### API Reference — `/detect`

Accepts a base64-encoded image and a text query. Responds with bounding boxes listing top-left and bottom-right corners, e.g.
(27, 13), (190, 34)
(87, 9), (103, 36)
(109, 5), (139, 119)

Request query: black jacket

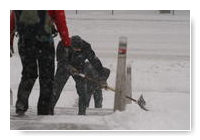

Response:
(84, 62), (110, 84)
(56, 39), (106, 78)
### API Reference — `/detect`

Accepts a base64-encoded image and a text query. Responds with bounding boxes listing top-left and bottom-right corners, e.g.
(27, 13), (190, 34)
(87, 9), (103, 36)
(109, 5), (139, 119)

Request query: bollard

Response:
(125, 65), (132, 104)
(114, 37), (128, 111)
(10, 88), (13, 106)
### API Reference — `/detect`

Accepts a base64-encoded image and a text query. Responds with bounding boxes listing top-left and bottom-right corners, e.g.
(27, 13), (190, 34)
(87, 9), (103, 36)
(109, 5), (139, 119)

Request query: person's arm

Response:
(87, 50), (108, 89)
(56, 41), (77, 75)
(85, 43), (105, 77)
(10, 11), (15, 48)
(84, 42), (109, 88)
(48, 10), (71, 47)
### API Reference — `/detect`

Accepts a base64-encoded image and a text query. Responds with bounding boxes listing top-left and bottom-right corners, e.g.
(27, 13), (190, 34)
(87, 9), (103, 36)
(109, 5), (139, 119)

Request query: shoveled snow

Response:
(10, 10), (190, 130)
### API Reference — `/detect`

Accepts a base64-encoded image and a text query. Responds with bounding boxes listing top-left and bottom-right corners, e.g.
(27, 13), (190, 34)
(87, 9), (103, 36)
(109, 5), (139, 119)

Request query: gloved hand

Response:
(99, 80), (108, 89)
(56, 41), (70, 61)
(69, 66), (79, 76)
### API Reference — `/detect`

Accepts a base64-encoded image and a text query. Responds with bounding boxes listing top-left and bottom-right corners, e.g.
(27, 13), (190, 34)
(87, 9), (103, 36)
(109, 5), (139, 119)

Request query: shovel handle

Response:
(124, 95), (137, 102)
(106, 86), (116, 92)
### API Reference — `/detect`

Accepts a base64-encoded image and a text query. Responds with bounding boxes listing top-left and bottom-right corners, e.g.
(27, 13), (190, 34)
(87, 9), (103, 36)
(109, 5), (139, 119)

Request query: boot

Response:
(78, 106), (86, 115)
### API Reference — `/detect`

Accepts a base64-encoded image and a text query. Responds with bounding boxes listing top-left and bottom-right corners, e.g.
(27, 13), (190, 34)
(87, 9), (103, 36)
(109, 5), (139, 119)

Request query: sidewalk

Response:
(10, 106), (113, 130)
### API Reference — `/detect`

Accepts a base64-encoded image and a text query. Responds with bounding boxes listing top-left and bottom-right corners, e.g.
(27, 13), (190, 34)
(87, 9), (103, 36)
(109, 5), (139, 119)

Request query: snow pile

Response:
(103, 92), (190, 130)
(11, 91), (190, 130)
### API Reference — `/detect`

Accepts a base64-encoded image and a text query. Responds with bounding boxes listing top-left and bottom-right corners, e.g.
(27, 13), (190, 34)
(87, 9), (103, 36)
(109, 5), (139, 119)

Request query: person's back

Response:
(56, 39), (94, 71)
(14, 10), (53, 42)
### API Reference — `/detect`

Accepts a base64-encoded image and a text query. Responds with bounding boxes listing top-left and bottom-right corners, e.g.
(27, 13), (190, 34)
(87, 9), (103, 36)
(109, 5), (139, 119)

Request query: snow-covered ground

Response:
(10, 10), (190, 130)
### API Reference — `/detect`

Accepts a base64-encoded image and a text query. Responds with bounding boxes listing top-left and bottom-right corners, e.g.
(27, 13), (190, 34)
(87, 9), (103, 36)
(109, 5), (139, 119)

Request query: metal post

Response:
(114, 37), (128, 112)
(172, 10), (175, 15)
(125, 65), (132, 104)
(76, 10), (78, 14)
(10, 88), (13, 106)
(112, 10), (114, 15)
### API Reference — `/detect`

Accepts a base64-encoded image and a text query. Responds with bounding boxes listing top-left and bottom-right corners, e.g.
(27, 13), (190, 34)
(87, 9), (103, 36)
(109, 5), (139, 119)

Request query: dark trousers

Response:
(16, 38), (55, 115)
(85, 83), (103, 108)
(51, 60), (87, 115)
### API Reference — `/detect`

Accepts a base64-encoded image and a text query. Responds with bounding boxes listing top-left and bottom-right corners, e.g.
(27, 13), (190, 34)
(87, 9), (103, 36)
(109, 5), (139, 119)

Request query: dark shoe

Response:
(37, 110), (48, 115)
(95, 105), (102, 108)
(48, 110), (54, 115)
(78, 111), (86, 115)
(16, 110), (25, 116)
(37, 111), (54, 115)
(95, 102), (102, 108)
(38, 107), (53, 115)
(78, 107), (86, 115)
(48, 107), (54, 115)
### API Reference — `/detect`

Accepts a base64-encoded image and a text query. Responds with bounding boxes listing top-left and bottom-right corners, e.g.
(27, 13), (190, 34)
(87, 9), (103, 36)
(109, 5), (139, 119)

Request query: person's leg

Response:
(85, 81), (93, 108)
(16, 39), (38, 115)
(73, 75), (87, 115)
(37, 41), (55, 115)
(50, 42), (71, 109)
(51, 60), (70, 109)
(94, 88), (103, 108)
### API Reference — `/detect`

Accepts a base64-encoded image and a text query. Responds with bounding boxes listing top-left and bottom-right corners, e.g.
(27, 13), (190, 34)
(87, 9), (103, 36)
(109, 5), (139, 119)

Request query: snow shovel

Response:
(105, 86), (148, 111)
(78, 73), (148, 111)
(124, 94), (148, 111)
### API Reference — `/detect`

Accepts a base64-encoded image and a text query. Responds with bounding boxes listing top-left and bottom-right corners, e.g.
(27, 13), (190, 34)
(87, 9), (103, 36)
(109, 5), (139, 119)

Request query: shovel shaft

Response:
(106, 86), (116, 92)
(124, 95), (137, 102)
(78, 73), (116, 92)
(77, 73), (148, 111)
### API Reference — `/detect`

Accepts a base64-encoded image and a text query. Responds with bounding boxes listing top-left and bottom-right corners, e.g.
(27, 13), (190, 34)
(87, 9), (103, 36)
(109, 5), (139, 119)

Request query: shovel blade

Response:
(137, 95), (148, 111)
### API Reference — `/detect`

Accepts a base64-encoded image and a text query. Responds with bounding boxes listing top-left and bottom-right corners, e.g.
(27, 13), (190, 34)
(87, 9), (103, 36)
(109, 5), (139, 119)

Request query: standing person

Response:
(51, 35), (108, 115)
(10, 10), (71, 116)
(83, 62), (110, 108)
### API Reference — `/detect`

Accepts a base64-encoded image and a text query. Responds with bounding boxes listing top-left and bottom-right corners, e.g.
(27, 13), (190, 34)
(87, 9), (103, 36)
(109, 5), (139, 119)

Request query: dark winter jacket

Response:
(56, 39), (106, 78)
(84, 62), (110, 87)
(10, 10), (71, 47)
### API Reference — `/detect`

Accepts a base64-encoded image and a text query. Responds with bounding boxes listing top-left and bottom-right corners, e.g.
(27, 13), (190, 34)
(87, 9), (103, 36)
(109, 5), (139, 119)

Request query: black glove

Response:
(56, 41), (70, 61)
(99, 80), (108, 89)
(69, 66), (79, 76)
